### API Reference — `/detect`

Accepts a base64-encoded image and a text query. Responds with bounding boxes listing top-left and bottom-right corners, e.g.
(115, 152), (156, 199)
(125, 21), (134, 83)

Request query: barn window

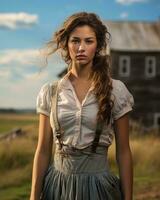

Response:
(145, 56), (156, 78)
(119, 56), (130, 77)
(154, 113), (160, 128)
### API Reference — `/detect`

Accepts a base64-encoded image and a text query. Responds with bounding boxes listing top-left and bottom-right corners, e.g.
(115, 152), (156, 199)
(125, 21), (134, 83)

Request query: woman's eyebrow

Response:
(71, 36), (95, 39)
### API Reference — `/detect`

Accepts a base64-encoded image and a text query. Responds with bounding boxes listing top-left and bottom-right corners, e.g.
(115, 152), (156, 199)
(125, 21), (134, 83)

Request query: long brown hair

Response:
(44, 12), (114, 151)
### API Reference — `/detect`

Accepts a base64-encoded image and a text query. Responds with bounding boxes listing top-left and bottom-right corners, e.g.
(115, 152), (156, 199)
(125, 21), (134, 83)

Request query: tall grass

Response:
(0, 124), (38, 189)
(108, 135), (160, 176)
(131, 135), (160, 175)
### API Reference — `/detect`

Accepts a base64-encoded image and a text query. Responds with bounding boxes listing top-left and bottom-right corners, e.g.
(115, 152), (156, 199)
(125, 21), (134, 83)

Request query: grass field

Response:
(0, 113), (160, 200)
(0, 114), (38, 133)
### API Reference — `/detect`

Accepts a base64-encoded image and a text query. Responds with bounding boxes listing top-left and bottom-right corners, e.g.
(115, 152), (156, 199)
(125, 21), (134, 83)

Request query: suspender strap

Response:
(91, 119), (104, 153)
(51, 80), (63, 150)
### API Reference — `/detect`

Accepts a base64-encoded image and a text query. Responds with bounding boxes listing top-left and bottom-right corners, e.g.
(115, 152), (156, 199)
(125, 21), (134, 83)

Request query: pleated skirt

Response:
(41, 145), (123, 200)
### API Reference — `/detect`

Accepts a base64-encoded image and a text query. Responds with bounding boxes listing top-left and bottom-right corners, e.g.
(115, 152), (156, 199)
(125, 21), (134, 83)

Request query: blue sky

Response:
(0, 0), (159, 109)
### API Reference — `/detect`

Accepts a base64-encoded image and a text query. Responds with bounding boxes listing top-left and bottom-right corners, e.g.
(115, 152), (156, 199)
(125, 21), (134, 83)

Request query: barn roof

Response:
(103, 20), (160, 52)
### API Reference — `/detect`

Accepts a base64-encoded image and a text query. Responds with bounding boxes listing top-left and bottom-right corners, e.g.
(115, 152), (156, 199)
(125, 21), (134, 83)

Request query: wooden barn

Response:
(58, 20), (160, 130)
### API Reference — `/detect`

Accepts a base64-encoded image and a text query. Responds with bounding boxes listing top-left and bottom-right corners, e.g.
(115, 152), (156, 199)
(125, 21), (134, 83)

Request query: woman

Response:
(30, 12), (134, 200)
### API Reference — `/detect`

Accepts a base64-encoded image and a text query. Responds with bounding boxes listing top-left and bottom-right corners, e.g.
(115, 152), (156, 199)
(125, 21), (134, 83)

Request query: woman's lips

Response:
(76, 55), (87, 59)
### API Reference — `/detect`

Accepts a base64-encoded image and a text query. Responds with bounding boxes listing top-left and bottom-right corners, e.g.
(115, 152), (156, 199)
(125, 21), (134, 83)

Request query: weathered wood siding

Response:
(111, 50), (160, 127)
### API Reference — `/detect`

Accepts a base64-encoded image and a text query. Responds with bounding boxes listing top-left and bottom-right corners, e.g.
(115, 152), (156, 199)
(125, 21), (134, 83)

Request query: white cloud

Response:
(0, 69), (10, 78)
(120, 12), (129, 18)
(0, 49), (40, 65)
(0, 12), (38, 30)
(116, 0), (148, 5)
(24, 71), (48, 81)
(0, 48), (65, 108)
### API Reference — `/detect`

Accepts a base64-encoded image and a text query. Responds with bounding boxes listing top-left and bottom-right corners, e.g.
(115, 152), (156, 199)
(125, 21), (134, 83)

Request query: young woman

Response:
(30, 12), (134, 200)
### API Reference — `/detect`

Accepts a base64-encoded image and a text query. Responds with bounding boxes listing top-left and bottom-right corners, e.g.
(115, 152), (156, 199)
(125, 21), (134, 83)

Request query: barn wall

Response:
(111, 50), (160, 128)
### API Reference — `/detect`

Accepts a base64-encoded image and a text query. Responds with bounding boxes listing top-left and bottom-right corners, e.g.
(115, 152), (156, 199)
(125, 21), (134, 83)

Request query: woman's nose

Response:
(78, 42), (85, 52)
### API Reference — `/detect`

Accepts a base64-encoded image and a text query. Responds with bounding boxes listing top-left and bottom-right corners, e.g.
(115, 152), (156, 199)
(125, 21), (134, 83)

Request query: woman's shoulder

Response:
(111, 78), (127, 93)
(36, 80), (58, 116)
(39, 80), (59, 95)
(111, 78), (134, 104)
(38, 82), (51, 97)
(110, 78), (134, 120)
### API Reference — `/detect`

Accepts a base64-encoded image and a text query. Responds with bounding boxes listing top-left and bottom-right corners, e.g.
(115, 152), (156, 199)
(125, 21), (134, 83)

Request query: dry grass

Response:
(0, 113), (38, 121)
(108, 134), (160, 176)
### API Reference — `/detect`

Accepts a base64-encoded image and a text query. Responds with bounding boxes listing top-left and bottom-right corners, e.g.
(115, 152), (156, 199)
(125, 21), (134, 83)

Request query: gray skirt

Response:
(41, 145), (123, 200)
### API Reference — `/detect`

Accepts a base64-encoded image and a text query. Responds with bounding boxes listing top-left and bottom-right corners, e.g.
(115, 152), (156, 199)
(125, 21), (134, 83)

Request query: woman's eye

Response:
(70, 40), (94, 44)
(86, 40), (93, 44)
(71, 40), (79, 43)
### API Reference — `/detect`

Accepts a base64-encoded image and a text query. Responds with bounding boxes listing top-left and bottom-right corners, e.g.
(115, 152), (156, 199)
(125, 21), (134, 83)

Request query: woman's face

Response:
(68, 25), (97, 67)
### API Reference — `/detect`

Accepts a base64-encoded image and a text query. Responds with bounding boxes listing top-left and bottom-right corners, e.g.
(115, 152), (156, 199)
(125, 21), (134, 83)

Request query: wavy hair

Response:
(44, 12), (114, 152)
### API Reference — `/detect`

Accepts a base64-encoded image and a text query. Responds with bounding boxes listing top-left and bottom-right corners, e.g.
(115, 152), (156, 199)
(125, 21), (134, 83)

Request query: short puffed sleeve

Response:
(36, 83), (52, 117)
(111, 79), (134, 121)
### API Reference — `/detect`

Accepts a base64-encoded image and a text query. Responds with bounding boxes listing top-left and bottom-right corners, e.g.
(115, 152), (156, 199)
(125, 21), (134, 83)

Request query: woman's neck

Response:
(70, 62), (93, 81)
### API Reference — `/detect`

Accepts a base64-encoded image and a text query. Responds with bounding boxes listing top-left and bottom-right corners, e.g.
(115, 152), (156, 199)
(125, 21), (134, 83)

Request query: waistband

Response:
(55, 144), (108, 156)
(53, 144), (109, 174)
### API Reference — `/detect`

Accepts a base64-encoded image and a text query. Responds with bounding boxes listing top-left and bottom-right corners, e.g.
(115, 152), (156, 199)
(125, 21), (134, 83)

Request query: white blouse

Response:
(36, 74), (134, 149)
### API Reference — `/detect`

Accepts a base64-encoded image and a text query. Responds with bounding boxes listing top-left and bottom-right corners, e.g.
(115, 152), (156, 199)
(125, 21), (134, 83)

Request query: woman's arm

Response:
(30, 114), (53, 200)
(114, 113), (133, 200)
